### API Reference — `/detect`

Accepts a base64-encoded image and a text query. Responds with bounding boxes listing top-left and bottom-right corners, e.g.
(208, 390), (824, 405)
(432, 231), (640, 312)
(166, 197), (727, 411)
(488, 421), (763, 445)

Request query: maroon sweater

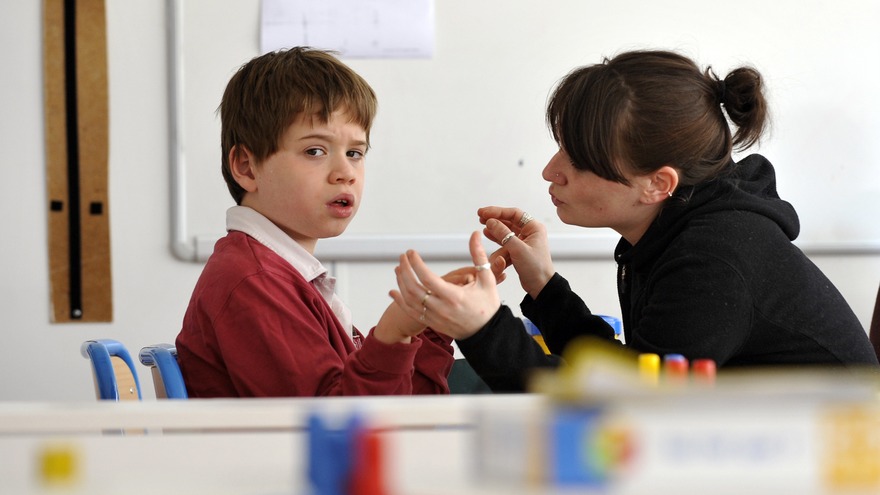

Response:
(176, 231), (454, 397)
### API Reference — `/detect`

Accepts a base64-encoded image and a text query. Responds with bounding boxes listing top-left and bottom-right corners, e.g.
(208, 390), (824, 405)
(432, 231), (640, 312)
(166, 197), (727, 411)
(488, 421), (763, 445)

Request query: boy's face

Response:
(235, 109), (367, 253)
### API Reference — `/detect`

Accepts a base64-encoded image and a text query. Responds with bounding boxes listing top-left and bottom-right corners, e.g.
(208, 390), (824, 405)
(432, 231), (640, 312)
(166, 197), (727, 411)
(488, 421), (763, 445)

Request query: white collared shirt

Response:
(225, 206), (354, 341)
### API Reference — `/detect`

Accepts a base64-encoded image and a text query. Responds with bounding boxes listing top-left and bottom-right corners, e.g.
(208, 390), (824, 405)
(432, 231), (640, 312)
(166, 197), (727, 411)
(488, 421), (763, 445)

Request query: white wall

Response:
(179, 0), (880, 249)
(1, 1), (878, 402)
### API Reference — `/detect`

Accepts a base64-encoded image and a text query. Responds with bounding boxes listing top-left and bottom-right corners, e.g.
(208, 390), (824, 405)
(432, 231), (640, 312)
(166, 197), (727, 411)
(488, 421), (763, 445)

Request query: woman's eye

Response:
(305, 148), (326, 157)
(347, 150), (365, 159)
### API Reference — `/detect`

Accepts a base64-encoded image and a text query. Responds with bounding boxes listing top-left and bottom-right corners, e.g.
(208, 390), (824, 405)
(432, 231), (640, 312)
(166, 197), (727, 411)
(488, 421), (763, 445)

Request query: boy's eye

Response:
(306, 148), (326, 156)
(347, 150), (365, 159)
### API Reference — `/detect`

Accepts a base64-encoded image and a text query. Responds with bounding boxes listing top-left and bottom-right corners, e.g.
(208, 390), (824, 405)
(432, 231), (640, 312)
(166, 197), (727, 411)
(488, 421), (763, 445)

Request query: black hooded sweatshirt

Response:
(457, 154), (878, 392)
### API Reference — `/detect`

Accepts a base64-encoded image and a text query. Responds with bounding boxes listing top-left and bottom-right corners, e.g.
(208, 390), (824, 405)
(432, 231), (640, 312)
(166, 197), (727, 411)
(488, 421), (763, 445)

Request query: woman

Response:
(391, 50), (878, 392)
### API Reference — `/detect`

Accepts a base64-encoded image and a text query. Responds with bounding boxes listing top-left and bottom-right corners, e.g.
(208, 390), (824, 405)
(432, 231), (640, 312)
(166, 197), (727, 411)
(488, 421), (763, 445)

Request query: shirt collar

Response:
(226, 206), (325, 282)
(225, 206), (354, 339)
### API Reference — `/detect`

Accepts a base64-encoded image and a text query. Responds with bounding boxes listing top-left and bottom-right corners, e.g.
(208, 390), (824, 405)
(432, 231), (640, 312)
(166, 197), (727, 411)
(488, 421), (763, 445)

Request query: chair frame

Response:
(81, 339), (142, 401)
(869, 284), (880, 362)
(139, 344), (188, 399)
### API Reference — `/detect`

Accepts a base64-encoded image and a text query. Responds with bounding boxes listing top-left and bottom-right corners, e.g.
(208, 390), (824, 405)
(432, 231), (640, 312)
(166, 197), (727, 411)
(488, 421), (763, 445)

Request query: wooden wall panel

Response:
(43, 0), (111, 322)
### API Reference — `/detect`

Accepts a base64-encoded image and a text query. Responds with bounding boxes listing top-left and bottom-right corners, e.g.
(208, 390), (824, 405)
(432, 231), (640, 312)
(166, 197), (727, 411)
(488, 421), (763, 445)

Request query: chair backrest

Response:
(138, 344), (188, 399)
(80, 339), (141, 401)
(448, 359), (492, 394)
(870, 284), (880, 361)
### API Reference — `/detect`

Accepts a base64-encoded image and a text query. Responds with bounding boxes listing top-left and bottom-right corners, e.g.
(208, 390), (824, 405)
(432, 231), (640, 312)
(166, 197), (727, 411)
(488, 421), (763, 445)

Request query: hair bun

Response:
(716, 79), (727, 105)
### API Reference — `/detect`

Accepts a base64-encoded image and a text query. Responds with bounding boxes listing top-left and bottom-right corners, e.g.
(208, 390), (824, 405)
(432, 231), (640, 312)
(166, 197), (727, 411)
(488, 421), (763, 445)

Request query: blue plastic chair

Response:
(596, 314), (624, 342)
(138, 344), (188, 399)
(80, 339), (142, 401)
(869, 284), (880, 362)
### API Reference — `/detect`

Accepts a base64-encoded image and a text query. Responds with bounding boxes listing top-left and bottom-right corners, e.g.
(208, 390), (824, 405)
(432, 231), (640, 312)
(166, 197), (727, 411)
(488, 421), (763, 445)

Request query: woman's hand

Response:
(373, 267), (479, 345)
(390, 231), (501, 340)
(478, 206), (555, 299)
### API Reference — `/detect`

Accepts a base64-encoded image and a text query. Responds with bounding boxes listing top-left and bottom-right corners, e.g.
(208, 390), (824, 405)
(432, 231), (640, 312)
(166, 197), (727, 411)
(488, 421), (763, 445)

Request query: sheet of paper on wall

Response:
(260, 0), (434, 58)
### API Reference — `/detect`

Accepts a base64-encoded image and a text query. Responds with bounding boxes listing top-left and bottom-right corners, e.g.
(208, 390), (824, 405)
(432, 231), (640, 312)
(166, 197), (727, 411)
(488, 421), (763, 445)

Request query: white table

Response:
(0, 395), (542, 495)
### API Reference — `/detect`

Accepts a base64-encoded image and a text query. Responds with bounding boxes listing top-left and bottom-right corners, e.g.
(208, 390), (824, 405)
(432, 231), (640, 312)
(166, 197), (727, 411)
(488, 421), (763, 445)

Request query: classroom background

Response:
(2, 0), (879, 402)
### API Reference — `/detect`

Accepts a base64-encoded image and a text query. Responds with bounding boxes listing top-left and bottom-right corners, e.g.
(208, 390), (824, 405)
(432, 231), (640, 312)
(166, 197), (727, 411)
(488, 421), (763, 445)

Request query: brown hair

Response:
(546, 49), (767, 185)
(219, 47), (378, 204)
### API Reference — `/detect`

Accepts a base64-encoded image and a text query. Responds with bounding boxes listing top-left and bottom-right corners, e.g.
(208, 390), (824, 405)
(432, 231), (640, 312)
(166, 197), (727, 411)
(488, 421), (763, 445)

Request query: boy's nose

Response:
(330, 156), (357, 184)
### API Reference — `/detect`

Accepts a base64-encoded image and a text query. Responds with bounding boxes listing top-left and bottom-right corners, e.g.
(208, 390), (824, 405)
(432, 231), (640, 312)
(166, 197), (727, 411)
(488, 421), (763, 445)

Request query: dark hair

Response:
(546, 49), (767, 185)
(219, 47), (378, 204)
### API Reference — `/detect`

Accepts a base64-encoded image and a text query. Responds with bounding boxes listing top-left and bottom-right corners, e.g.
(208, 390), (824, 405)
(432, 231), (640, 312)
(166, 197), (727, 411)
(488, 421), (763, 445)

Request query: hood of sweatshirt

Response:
(615, 154), (800, 264)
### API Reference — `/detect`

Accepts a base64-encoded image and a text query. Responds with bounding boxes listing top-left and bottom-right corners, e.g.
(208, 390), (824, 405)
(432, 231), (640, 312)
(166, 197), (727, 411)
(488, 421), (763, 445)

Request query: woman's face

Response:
(542, 148), (659, 244)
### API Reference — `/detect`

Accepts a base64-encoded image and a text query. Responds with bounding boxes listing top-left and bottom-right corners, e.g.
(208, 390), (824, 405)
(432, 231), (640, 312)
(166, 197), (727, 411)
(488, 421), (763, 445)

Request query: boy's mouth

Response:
(330, 194), (354, 207)
(329, 194), (354, 208)
(328, 194), (356, 218)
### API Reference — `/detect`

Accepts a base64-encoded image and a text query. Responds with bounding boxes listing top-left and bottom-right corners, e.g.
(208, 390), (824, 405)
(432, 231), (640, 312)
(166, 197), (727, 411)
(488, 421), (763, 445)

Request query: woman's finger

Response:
(388, 289), (420, 320)
(477, 206), (523, 227)
(395, 254), (431, 311)
(491, 256), (507, 284)
(405, 250), (453, 302)
(485, 218), (519, 249)
(468, 231), (495, 285)
(483, 219), (507, 245)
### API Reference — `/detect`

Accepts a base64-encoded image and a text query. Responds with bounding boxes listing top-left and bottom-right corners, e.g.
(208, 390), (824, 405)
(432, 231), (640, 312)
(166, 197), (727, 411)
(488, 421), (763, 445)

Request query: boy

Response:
(176, 47), (454, 397)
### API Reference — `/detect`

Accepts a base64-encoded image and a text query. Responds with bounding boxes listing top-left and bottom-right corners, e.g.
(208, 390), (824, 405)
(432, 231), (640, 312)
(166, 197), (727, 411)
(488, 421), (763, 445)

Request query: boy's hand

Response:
(372, 302), (422, 344)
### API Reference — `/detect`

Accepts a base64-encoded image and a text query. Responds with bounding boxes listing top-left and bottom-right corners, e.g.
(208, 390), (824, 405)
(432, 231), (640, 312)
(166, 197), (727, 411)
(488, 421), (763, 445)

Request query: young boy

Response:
(175, 47), (454, 397)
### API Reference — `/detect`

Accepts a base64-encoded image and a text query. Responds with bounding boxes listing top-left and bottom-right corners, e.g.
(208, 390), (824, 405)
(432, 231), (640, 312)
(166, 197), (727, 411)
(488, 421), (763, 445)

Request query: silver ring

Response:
(420, 291), (432, 305)
(474, 262), (491, 271)
(501, 232), (516, 246)
(519, 212), (534, 227)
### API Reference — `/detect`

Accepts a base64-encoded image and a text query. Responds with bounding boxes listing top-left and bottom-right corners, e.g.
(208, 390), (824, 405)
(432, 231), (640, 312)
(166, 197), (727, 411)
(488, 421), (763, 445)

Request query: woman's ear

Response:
(229, 145), (258, 193)
(642, 165), (679, 204)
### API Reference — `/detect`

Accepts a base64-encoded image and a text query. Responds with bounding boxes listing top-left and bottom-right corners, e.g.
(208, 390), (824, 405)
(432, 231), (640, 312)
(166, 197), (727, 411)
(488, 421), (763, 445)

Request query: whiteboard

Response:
(175, 0), (880, 260)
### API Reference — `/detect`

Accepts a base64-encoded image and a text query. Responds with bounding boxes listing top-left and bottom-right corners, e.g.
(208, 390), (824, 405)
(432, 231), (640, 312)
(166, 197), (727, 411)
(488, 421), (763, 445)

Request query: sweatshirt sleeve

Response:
(456, 305), (563, 392)
(342, 331), (423, 395)
(521, 273), (617, 355)
(411, 329), (455, 394)
(206, 271), (427, 397)
(349, 327), (453, 395)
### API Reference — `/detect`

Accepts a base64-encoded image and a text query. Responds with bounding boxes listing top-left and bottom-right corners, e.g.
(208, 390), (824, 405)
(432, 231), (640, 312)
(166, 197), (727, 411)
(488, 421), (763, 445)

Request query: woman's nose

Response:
(542, 151), (564, 183)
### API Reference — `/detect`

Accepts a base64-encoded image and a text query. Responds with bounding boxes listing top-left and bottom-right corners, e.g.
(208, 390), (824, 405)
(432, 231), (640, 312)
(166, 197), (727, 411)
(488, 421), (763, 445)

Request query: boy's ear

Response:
(229, 145), (258, 192)
(641, 165), (679, 204)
